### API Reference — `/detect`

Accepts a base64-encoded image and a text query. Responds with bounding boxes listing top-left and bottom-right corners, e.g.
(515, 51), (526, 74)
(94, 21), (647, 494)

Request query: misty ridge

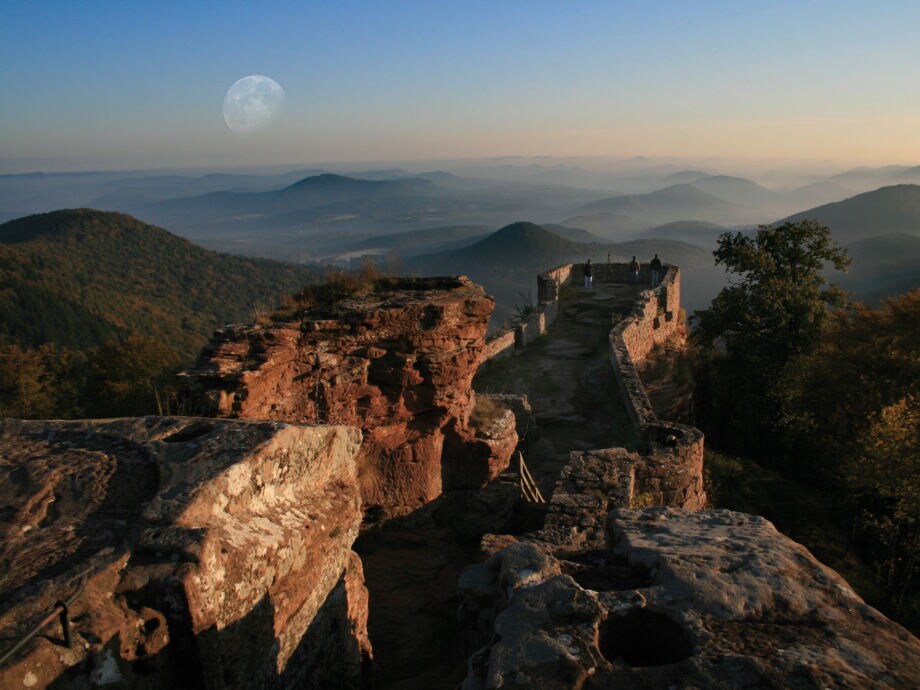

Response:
(2, 156), (919, 319)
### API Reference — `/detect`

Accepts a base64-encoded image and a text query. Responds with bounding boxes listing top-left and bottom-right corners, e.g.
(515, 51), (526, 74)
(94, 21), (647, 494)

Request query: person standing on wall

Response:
(628, 256), (639, 285)
(584, 259), (593, 289)
(650, 254), (662, 285)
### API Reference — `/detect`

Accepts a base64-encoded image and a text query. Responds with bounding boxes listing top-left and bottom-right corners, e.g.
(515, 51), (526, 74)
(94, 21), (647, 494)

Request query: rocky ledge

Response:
(459, 508), (920, 689)
(0, 417), (369, 689)
(183, 276), (517, 516)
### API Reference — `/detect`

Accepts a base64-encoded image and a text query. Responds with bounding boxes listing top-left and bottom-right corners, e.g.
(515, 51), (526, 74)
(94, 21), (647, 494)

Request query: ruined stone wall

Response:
(481, 263), (573, 362)
(480, 329), (515, 360)
(0, 418), (371, 690)
(607, 267), (705, 510)
(482, 262), (704, 511)
(614, 266), (681, 364)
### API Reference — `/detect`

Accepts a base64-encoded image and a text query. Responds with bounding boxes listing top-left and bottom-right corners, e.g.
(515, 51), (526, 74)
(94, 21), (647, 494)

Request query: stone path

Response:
(474, 280), (643, 497)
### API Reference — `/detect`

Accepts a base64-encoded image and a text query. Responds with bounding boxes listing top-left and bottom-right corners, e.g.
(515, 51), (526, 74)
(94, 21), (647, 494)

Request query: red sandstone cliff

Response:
(0, 417), (370, 689)
(182, 276), (517, 516)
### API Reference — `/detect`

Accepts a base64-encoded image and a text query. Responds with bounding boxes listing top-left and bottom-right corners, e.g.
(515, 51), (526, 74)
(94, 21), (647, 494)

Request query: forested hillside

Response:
(0, 209), (320, 358)
(0, 209), (320, 417)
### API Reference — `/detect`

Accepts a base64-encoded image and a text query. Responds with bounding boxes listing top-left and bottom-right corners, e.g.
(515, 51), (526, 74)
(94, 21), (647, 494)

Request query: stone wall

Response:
(0, 417), (371, 690)
(480, 263), (573, 361)
(613, 266), (680, 365)
(605, 266), (705, 510)
(482, 262), (705, 511)
(480, 329), (515, 361)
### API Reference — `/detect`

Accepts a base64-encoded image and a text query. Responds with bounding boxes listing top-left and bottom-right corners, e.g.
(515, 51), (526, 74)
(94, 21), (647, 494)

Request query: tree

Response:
(777, 290), (920, 473)
(692, 220), (850, 457)
(777, 290), (920, 620)
(83, 337), (182, 417)
(0, 343), (86, 418)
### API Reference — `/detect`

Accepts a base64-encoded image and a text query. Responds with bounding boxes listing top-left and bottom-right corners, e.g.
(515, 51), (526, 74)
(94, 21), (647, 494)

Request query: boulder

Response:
(458, 508), (920, 689)
(0, 417), (369, 689)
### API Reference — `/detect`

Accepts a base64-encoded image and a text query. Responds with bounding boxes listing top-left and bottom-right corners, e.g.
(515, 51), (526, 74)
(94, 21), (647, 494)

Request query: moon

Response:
(222, 75), (285, 134)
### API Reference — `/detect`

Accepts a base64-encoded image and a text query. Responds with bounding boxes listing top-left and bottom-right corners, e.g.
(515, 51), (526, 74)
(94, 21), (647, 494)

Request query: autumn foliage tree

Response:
(778, 290), (920, 618)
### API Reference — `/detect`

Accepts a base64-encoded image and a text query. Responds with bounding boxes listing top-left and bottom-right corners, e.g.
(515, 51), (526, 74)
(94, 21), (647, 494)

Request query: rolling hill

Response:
(690, 175), (776, 207)
(639, 220), (729, 247)
(839, 233), (920, 303)
(783, 184), (920, 243)
(346, 224), (492, 258)
(557, 212), (650, 241)
(141, 173), (443, 226)
(0, 209), (320, 359)
(580, 184), (740, 225)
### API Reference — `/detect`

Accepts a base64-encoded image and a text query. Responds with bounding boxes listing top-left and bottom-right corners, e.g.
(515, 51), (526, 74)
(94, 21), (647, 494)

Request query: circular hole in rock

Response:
(599, 609), (693, 667)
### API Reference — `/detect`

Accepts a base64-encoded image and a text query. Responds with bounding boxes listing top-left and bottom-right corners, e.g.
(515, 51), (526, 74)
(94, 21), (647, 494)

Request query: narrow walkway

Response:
(474, 280), (642, 497)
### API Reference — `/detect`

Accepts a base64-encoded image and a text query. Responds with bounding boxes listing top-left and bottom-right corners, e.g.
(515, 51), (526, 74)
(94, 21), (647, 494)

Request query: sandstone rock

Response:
(459, 508), (920, 689)
(0, 417), (370, 689)
(183, 276), (515, 516)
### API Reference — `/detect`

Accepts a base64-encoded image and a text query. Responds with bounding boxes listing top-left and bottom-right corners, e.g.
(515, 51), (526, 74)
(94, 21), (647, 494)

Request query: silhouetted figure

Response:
(584, 259), (593, 289)
(628, 256), (639, 285)
(650, 254), (662, 285)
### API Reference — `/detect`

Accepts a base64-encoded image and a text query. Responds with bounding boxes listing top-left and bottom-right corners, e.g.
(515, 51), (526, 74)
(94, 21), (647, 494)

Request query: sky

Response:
(3, 1), (920, 172)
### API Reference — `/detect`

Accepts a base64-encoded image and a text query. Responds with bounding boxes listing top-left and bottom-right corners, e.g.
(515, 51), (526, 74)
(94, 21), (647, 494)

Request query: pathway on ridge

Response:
(474, 279), (642, 497)
(357, 280), (646, 689)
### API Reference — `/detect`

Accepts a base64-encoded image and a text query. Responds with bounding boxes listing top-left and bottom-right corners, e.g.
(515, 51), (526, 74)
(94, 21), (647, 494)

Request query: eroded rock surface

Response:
(0, 417), (369, 689)
(184, 276), (515, 516)
(459, 508), (920, 689)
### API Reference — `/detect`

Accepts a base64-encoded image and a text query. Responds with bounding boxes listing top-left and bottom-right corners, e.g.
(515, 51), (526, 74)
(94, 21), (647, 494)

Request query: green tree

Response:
(855, 395), (920, 613)
(83, 337), (182, 417)
(692, 220), (850, 458)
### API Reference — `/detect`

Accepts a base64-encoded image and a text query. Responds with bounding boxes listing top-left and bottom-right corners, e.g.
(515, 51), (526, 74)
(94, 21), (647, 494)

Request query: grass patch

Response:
(470, 395), (507, 430)
(268, 260), (403, 322)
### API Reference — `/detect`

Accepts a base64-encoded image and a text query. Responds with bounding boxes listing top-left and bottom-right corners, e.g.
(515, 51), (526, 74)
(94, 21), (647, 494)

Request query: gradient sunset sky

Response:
(3, 1), (920, 172)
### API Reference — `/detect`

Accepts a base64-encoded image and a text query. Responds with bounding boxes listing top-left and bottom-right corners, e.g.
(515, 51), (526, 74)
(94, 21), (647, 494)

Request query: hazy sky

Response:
(3, 1), (920, 172)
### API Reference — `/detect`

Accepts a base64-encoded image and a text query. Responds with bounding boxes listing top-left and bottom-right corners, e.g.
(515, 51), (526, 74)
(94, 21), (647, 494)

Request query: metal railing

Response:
(0, 576), (86, 668)
(518, 452), (546, 504)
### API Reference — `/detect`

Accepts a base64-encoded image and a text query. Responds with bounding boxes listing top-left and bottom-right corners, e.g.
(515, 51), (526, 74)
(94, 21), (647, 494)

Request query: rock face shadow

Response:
(560, 551), (653, 591)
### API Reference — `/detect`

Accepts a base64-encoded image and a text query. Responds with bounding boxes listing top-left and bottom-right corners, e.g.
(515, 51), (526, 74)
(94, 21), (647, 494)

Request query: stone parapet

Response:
(482, 262), (705, 511)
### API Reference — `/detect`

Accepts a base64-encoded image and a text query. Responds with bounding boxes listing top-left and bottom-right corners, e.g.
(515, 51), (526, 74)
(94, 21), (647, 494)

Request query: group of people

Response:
(582, 254), (663, 289)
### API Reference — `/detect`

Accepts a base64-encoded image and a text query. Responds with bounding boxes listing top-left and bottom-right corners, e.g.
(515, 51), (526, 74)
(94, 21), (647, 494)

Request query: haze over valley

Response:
(3, 157), (919, 320)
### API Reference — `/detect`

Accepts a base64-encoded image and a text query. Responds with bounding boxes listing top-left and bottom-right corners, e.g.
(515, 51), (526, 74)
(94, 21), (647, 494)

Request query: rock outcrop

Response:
(0, 417), (370, 689)
(183, 276), (516, 516)
(459, 508), (920, 689)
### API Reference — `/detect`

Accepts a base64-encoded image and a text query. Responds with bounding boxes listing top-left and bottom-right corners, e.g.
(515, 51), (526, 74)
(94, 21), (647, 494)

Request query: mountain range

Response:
(1, 162), (918, 319)
(783, 184), (920, 243)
